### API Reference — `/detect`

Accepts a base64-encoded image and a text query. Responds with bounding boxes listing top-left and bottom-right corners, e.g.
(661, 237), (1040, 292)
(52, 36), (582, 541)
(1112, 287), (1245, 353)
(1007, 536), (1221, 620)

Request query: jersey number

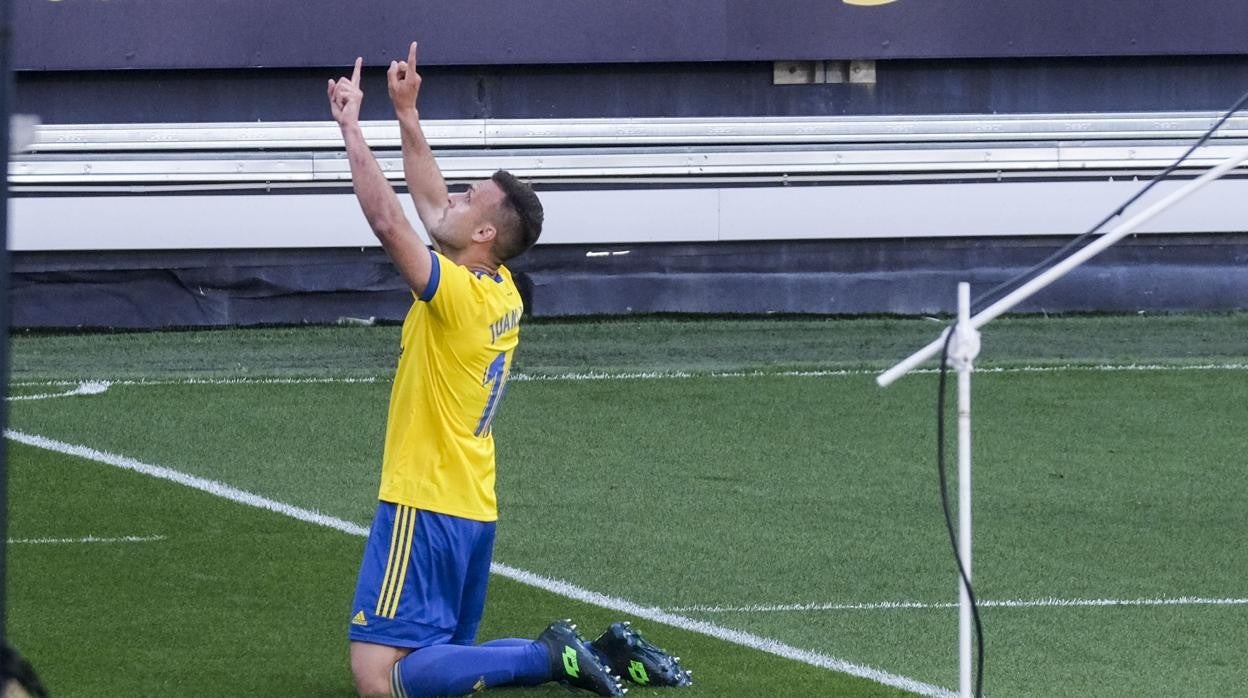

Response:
(475, 351), (509, 437)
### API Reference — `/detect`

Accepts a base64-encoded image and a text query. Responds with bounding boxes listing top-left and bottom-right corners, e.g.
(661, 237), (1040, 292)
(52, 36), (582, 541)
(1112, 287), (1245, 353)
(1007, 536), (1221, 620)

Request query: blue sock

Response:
(392, 640), (551, 697)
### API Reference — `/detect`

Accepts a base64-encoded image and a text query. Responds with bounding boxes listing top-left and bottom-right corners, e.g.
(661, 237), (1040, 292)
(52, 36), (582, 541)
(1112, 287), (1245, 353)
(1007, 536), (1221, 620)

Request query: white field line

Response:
(672, 596), (1248, 614)
(5, 430), (370, 538)
(491, 563), (952, 698)
(5, 429), (953, 698)
(8, 534), (166, 545)
(517, 363), (1248, 381)
(8, 380), (112, 401)
(10, 361), (1248, 390)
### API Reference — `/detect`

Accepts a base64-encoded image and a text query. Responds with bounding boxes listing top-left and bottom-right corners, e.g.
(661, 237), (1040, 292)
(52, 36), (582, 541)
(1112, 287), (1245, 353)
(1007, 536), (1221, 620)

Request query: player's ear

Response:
(473, 223), (498, 244)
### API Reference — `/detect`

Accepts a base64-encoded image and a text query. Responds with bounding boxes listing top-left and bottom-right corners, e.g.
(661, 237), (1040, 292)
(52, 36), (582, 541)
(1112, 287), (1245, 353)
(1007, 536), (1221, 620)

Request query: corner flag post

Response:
(878, 147), (1248, 698)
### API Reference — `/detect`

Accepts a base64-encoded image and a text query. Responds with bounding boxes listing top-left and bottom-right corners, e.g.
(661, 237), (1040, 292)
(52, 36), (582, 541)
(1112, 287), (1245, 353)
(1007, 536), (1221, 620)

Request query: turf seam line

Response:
(5, 428), (954, 698)
(12, 377), (383, 387)
(11, 361), (1248, 388)
(672, 596), (1248, 613)
(7, 534), (167, 545)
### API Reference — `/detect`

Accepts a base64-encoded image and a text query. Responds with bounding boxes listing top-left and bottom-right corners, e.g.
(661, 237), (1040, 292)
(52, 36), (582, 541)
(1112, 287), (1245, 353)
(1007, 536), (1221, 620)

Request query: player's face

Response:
(431, 180), (505, 250)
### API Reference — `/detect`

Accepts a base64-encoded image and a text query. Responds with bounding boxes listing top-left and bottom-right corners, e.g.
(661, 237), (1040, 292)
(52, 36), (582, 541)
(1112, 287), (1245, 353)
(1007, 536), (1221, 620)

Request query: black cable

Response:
(971, 86), (1248, 315)
(937, 326), (984, 697)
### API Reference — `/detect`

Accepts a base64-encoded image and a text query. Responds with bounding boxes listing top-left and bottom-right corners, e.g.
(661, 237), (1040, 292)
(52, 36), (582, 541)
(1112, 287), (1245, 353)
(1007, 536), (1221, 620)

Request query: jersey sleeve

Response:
(419, 249), (500, 326)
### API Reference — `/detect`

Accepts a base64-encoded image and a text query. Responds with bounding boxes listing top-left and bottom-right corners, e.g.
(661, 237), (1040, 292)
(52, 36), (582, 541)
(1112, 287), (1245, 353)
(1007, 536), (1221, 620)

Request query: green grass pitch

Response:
(6, 314), (1248, 696)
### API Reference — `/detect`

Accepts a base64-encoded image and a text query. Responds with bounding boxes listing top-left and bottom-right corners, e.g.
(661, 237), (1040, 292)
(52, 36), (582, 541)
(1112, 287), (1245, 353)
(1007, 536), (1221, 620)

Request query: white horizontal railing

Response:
(12, 143), (1248, 186)
(11, 113), (1248, 188)
(24, 113), (1248, 151)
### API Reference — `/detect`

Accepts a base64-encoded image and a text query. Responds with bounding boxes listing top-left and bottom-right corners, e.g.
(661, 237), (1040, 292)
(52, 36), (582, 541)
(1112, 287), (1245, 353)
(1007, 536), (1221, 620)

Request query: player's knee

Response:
(350, 644), (404, 698)
(351, 664), (393, 698)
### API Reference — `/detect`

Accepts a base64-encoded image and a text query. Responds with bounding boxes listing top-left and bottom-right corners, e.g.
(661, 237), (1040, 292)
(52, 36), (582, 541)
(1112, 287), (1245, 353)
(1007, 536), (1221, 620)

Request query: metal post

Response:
(0, 0), (15, 646)
(952, 282), (978, 697)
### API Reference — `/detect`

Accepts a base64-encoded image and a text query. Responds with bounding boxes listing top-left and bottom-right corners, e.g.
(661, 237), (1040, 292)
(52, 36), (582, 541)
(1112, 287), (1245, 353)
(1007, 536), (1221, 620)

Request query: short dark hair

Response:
(490, 170), (544, 261)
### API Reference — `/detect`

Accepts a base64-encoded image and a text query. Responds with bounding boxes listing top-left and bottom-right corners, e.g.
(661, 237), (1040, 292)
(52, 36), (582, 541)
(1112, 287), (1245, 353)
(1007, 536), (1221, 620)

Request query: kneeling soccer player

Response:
(328, 45), (691, 697)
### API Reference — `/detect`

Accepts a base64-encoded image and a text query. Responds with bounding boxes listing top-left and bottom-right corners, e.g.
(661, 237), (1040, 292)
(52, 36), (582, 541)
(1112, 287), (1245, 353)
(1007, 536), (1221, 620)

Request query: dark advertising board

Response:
(15, 0), (1248, 71)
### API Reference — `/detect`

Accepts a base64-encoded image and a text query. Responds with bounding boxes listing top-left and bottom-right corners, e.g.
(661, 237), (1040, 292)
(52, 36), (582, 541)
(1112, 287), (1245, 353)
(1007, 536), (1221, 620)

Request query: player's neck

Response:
(444, 246), (500, 277)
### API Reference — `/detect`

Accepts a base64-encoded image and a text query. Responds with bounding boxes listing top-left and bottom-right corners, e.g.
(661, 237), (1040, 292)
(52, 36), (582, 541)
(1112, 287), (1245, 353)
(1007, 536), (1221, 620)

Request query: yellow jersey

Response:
(377, 250), (523, 522)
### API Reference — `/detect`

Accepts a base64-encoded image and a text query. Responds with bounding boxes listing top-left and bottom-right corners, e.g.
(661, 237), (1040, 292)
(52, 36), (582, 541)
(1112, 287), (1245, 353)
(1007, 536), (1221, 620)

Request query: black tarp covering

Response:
(11, 236), (1248, 329)
(11, 249), (413, 328)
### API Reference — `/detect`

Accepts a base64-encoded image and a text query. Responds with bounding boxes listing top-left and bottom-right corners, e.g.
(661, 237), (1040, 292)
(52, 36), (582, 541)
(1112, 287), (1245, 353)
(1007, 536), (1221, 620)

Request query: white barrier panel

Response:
(10, 179), (1247, 251)
(717, 179), (1248, 240)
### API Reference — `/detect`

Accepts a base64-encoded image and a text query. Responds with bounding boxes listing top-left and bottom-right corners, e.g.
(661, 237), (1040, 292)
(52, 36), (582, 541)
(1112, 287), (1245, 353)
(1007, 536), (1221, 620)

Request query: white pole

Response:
(956, 282), (975, 698)
(877, 146), (1248, 388)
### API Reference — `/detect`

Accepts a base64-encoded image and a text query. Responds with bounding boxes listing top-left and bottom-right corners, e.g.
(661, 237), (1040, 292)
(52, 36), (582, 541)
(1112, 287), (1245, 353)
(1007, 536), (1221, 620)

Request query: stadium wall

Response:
(10, 1), (1248, 327)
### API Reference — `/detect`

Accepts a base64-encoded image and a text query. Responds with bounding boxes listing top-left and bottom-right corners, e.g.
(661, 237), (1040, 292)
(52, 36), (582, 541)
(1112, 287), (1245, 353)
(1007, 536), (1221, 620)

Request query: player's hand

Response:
(387, 41), (422, 114)
(328, 57), (364, 127)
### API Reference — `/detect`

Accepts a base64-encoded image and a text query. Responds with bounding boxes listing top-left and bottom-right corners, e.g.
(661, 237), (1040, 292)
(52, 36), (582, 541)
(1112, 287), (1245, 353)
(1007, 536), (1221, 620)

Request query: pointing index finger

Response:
(408, 42), (418, 68)
(351, 57), (363, 86)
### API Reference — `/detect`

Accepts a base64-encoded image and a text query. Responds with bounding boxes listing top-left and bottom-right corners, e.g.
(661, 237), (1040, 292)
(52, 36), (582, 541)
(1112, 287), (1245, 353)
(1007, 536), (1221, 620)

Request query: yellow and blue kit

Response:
(350, 249), (522, 648)
(381, 248), (521, 522)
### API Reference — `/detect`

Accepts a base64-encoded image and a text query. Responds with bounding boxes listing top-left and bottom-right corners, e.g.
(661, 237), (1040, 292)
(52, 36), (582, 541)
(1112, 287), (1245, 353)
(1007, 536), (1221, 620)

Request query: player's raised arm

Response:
(387, 41), (451, 239)
(329, 58), (433, 296)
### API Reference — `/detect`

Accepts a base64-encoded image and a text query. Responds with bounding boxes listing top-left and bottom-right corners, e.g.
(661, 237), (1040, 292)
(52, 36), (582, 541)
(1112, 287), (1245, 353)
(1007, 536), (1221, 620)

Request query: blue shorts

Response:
(348, 502), (497, 649)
